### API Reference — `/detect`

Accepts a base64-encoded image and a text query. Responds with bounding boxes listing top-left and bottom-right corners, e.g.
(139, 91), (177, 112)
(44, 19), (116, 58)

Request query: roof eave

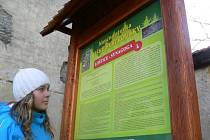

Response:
(40, 0), (91, 36)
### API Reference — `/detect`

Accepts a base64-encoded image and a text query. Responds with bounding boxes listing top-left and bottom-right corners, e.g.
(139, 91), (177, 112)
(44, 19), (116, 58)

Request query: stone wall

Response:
(0, 0), (69, 139)
(195, 66), (210, 140)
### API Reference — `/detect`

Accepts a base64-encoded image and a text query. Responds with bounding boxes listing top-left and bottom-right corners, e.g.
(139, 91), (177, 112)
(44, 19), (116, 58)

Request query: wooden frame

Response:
(60, 0), (202, 140)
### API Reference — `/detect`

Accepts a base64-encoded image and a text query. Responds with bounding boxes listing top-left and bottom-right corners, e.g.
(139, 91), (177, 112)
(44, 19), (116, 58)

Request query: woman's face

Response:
(32, 84), (50, 111)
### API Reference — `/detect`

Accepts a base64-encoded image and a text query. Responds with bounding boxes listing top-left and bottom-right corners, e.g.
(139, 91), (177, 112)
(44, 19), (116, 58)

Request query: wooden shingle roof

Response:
(40, 0), (124, 36)
(40, 0), (91, 36)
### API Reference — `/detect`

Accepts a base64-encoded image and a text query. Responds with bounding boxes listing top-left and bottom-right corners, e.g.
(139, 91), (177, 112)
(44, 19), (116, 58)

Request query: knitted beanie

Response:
(13, 68), (50, 101)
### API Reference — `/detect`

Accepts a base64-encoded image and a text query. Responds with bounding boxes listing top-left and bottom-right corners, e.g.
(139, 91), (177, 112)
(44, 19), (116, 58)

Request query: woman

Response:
(0, 68), (54, 140)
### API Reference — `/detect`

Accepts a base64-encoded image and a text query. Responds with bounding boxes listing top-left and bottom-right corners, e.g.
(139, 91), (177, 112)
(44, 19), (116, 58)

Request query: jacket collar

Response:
(33, 112), (46, 125)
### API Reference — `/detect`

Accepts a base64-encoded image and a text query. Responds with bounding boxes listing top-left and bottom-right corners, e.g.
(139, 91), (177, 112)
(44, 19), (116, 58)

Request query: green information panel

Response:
(75, 1), (171, 140)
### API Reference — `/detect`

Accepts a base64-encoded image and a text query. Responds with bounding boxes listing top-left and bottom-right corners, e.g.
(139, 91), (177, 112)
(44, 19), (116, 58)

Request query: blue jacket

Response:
(0, 104), (52, 140)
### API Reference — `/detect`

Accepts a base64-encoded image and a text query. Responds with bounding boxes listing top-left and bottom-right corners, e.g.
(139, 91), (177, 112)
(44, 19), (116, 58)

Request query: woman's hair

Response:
(10, 93), (54, 140)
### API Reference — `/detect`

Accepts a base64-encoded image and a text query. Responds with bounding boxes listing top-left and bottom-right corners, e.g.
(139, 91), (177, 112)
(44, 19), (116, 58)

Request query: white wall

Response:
(185, 0), (210, 52)
(0, 0), (69, 139)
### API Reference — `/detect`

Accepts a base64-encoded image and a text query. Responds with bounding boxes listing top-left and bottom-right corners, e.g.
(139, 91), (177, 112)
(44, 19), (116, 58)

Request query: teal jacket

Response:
(0, 104), (52, 140)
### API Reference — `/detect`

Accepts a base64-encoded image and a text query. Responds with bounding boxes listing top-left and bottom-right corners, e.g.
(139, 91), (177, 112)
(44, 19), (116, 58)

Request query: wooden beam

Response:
(40, 0), (91, 36)
(56, 26), (72, 35)
(60, 27), (80, 140)
(160, 0), (202, 139)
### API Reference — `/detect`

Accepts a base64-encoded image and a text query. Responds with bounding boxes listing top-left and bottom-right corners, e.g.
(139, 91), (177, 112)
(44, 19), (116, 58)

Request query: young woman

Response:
(0, 68), (54, 140)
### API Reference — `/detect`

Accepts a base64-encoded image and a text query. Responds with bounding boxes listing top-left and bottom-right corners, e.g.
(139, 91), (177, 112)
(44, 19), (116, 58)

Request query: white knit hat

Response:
(13, 68), (50, 101)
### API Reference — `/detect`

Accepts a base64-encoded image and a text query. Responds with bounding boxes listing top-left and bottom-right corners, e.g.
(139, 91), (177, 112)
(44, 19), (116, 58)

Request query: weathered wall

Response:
(184, 0), (210, 52)
(0, 0), (69, 140)
(195, 66), (210, 140)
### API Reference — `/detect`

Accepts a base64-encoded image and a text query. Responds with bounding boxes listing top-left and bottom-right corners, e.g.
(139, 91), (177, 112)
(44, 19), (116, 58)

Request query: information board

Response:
(75, 1), (171, 139)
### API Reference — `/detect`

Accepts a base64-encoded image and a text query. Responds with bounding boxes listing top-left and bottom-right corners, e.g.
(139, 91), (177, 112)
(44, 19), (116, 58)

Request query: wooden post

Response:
(60, 27), (80, 140)
(160, 0), (202, 139)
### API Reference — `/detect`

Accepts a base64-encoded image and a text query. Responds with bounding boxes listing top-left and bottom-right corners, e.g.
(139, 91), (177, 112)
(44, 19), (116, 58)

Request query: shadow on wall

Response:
(0, 5), (13, 47)
(60, 61), (68, 83)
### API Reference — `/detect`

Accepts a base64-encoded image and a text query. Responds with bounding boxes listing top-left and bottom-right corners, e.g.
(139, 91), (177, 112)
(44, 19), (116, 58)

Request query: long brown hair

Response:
(10, 93), (54, 140)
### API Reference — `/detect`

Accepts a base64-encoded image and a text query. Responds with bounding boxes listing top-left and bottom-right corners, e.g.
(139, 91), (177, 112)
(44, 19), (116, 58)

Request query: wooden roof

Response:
(40, 0), (124, 36)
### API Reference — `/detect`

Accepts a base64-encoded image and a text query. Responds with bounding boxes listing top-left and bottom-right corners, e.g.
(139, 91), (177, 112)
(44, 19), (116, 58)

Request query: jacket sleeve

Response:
(0, 117), (24, 140)
(0, 117), (11, 139)
(0, 105), (24, 140)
